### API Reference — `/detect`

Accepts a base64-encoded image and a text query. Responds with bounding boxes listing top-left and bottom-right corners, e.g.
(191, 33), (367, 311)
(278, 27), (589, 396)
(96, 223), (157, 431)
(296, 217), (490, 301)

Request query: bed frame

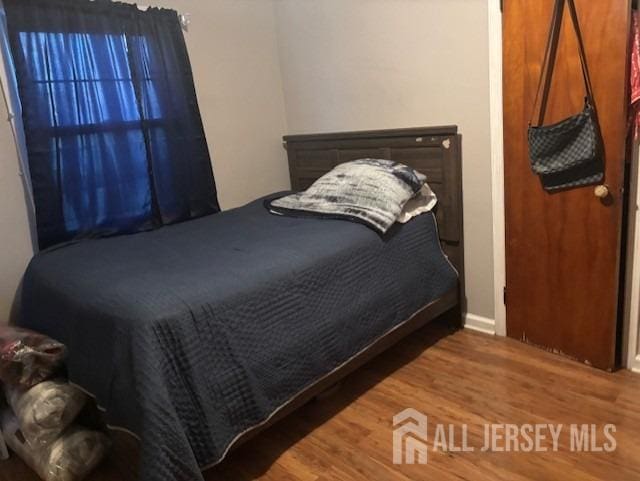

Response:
(227, 126), (464, 454)
(284, 126), (464, 283)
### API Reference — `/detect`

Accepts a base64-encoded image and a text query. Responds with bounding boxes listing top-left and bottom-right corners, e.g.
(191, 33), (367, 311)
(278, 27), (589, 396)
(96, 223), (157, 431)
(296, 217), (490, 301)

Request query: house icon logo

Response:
(393, 408), (428, 464)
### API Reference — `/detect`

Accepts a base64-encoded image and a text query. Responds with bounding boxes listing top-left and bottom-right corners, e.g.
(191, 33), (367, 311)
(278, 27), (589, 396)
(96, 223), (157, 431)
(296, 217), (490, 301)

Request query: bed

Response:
(19, 126), (464, 481)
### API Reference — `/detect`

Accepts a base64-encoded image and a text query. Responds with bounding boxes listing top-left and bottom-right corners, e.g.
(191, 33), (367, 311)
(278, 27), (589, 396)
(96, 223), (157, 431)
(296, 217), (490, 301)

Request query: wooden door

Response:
(503, 0), (631, 370)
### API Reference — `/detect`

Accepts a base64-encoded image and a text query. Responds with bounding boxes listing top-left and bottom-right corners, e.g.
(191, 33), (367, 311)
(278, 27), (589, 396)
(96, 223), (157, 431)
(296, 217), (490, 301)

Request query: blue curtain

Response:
(4, 0), (219, 249)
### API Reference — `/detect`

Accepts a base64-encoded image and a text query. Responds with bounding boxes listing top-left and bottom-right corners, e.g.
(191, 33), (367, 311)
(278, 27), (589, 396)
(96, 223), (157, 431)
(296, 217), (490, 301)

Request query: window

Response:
(19, 31), (155, 232)
(4, 0), (219, 249)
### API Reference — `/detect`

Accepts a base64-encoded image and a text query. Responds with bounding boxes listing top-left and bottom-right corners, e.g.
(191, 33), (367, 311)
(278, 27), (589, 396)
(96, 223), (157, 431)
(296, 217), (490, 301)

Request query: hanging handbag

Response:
(528, 0), (604, 192)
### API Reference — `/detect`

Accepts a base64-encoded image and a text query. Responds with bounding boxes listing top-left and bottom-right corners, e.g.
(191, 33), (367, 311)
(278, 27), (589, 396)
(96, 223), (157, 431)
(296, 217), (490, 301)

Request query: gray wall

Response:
(0, 0), (495, 323)
(0, 107), (33, 322)
(274, 0), (495, 319)
(0, 0), (291, 322)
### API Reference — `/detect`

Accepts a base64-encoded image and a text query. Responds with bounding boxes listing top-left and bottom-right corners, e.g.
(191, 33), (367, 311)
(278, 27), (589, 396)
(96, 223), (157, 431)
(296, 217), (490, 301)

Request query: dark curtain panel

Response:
(4, 0), (219, 249)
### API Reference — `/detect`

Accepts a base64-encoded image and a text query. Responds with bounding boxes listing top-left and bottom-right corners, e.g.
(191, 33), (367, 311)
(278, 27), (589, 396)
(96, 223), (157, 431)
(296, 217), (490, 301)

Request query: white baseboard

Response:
(464, 313), (496, 335)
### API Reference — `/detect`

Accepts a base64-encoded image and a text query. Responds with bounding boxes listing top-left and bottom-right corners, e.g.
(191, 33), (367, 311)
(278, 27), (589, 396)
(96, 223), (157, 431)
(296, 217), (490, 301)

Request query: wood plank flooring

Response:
(2, 319), (640, 481)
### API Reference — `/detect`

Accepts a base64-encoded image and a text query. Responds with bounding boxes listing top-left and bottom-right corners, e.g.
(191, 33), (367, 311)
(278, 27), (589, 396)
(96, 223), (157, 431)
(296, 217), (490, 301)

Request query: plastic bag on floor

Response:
(1, 409), (110, 481)
(3, 380), (87, 447)
(0, 429), (7, 460)
(0, 327), (66, 388)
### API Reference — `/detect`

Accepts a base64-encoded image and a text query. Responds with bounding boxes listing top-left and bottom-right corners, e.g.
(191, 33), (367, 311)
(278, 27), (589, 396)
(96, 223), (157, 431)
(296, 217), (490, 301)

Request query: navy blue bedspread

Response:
(20, 194), (457, 481)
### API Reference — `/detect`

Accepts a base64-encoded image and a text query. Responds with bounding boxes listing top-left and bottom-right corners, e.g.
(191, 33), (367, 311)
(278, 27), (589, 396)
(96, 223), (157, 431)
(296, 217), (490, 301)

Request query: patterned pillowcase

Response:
(266, 159), (426, 233)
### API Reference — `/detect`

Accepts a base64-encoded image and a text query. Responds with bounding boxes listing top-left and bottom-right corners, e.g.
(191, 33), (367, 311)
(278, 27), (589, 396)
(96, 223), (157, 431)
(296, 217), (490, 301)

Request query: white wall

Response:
(0, 0), (291, 323)
(141, 0), (291, 209)
(0, 0), (496, 324)
(0, 115), (33, 323)
(273, 0), (495, 319)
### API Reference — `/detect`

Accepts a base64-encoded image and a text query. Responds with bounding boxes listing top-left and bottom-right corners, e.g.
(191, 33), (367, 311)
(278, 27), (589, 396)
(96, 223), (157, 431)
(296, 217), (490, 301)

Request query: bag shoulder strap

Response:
(531, 0), (565, 126)
(530, 0), (596, 126)
(566, 0), (596, 107)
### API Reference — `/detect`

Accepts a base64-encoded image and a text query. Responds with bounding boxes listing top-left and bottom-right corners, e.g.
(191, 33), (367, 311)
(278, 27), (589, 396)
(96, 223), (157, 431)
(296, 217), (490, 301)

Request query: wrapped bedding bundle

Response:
(1, 409), (110, 481)
(3, 380), (87, 447)
(0, 326), (66, 388)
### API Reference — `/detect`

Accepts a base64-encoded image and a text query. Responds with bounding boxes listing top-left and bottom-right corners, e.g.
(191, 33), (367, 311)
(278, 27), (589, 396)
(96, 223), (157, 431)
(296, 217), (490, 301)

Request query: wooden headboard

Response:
(283, 126), (464, 298)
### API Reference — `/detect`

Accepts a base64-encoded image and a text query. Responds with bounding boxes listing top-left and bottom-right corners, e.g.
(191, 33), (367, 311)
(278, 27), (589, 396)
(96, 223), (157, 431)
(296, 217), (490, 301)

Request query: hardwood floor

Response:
(3, 319), (640, 481)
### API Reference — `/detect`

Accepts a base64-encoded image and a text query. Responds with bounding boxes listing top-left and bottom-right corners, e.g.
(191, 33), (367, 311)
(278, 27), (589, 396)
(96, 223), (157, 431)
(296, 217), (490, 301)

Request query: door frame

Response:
(488, 0), (506, 337)
(487, 0), (640, 369)
(623, 142), (640, 372)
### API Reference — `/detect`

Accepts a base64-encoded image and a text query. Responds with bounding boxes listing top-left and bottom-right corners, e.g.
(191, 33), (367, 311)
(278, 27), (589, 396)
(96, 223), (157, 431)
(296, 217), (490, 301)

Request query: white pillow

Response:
(397, 183), (438, 224)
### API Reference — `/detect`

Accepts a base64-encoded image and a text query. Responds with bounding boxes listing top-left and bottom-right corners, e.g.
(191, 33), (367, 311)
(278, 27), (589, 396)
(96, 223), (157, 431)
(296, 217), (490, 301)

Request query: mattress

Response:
(20, 193), (458, 481)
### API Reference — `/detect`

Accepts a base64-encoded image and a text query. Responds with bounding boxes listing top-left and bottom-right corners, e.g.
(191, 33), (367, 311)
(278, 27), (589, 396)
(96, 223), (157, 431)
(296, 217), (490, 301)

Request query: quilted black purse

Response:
(528, 0), (604, 192)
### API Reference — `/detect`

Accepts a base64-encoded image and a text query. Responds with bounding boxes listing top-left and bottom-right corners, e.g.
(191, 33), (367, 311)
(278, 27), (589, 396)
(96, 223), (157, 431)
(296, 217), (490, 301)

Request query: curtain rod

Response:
(87, 2), (191, 30)
(135, 4), (191, 31)
(93, 2), (191, 30)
